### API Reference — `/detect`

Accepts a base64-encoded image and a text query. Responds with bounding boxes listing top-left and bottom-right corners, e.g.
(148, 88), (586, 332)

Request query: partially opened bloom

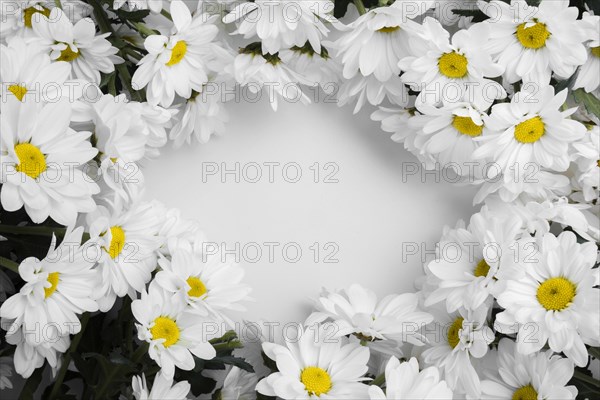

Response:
(0, 96), (99, 226)
(368, 357), (453, 400)
(256, 324), (370, 399)
(573, 12), (600, 93)
(133, 282), (217, 378)
(132, 372), (191, 400)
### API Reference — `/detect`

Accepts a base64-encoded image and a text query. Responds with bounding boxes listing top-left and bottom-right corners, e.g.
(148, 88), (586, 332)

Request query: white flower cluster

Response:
(0, 0), (598, 398)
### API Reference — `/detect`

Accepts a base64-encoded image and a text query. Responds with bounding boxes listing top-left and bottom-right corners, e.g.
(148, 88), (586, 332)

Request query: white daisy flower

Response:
(570, 126), (600, 202)
(0, 96), (99, 226)
(232, 44), (310, 111)
(0, 227), (98, 344)
(132, 0), (220, 107)
(481, 338), (577, 400)
(86, 202), (163, 312)
(371, 107), (429, 165)
(421, 305), (494, 398)
(573, 12), (600, 93)
(132, 372), (191, 400)
(154, 248), (251, 319)
(151, 201), (207, 256)
(1, 37), (84, 103)
(399, 17), (505, 108)
(0, 0), (51, 41)
(424, 207), (524, 313)
(132, 282), (217, 378)
(338, 74), (409, 113)
(0, 356), (14, 389)
(279, 44), (341, 93)
(223, 0), (334, 55)
(3, 323), (70, 378)
(31, 8), (122, 84)
(473, 87), (586, 177)
(256, 324), (370, 399)
(368, 357), (453, 400)
(220, 366), (259, 400)
(170, 87), (229, 147)
(479, 0), (587, 85)
(495, 231), (600, 367)
(407, 96), (492, 177)
(130, 100), (173, 158)
(305, 284), (432, 351)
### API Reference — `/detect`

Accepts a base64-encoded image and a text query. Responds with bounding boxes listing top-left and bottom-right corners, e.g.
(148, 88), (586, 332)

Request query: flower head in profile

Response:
(223, 0), (334, 55)
(368, 357), (453, 400)
(481, 338), (577, 400)
(495, 231), (599, 367)
(132, 372), (191, 400)
(133, 282), (217, 378)
(256, 323), (370, 399)
(306, 284), (432, 352)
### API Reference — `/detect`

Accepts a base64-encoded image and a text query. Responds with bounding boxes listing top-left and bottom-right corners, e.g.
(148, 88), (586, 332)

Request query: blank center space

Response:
(143, 97), (478, 323)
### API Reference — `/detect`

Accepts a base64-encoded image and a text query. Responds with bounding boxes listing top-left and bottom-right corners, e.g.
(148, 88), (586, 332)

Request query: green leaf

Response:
(450, 8), (490, 23)
(207, 355), (255, 373)
(572, 88), (600, 120)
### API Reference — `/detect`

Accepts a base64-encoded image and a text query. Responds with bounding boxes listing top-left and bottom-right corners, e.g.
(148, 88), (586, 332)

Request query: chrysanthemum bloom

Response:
(306, 284), (432, 351)
(155, 247), (251, 321)
(495, 231), (600, 367)
(86, 202), (163, 312)
(570, 126), (599, 203)
(368, 357), (453, 400)
(31, 8), (122, 84)
(399, 17), (505, 107)
(480, 0), (587, 85)
(221, 366), (259, 400)
(132, 0), (220, 107)
(132, 372), (191, 400)
(256, 324), (370, 399)
(0, 227), (98, 344)
(223, 0), (334, 55)
(481, 338), (577, 400)
(0, 96), (99, 226)
(473, 87), (586, 177)
(573, 12), (600, 93)
(133, 283), (217, 378)
(421, 305), (494, 398)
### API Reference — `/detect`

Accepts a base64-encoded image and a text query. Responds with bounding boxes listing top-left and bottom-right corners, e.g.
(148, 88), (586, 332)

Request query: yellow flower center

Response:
(56, 44), (80, 62)
(166, 41), (187, 66)
(44, 272), (60, 298)
(514, 116), (545, 143)
(452, 116), (483, 137)
(23, 6), (51, 28)
(438, 52), (468, 79)
(474, 259), (490, 277)
(150, 316), (180, 347)
(536, 277), (576, 311)
(107, 226), (126, 259)
(447, 317), (464, 349)
(377, 26), (400, 33)
(300, 367), (332, 396)
(8, 85), (27, 101)
(591, 46), (600, 58)
(186, 276), (208, 298)
(516, 22), (550, 49)
(14, 143), (47, 179)
(512, 384), (538, 400)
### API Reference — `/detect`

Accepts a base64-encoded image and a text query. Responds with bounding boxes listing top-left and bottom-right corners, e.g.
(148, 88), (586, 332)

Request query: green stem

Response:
(212, 340), (243, 353)
(573, 370), (600, 388)
(0, 224), (90, 242)
(353, 0), (367, 15)
(370, 373), (385, 387)
(160, 9), (172, 21)
(133, 22), (158, 37)
(48, 313), (90, 400)
(0, 256), (19, 273)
